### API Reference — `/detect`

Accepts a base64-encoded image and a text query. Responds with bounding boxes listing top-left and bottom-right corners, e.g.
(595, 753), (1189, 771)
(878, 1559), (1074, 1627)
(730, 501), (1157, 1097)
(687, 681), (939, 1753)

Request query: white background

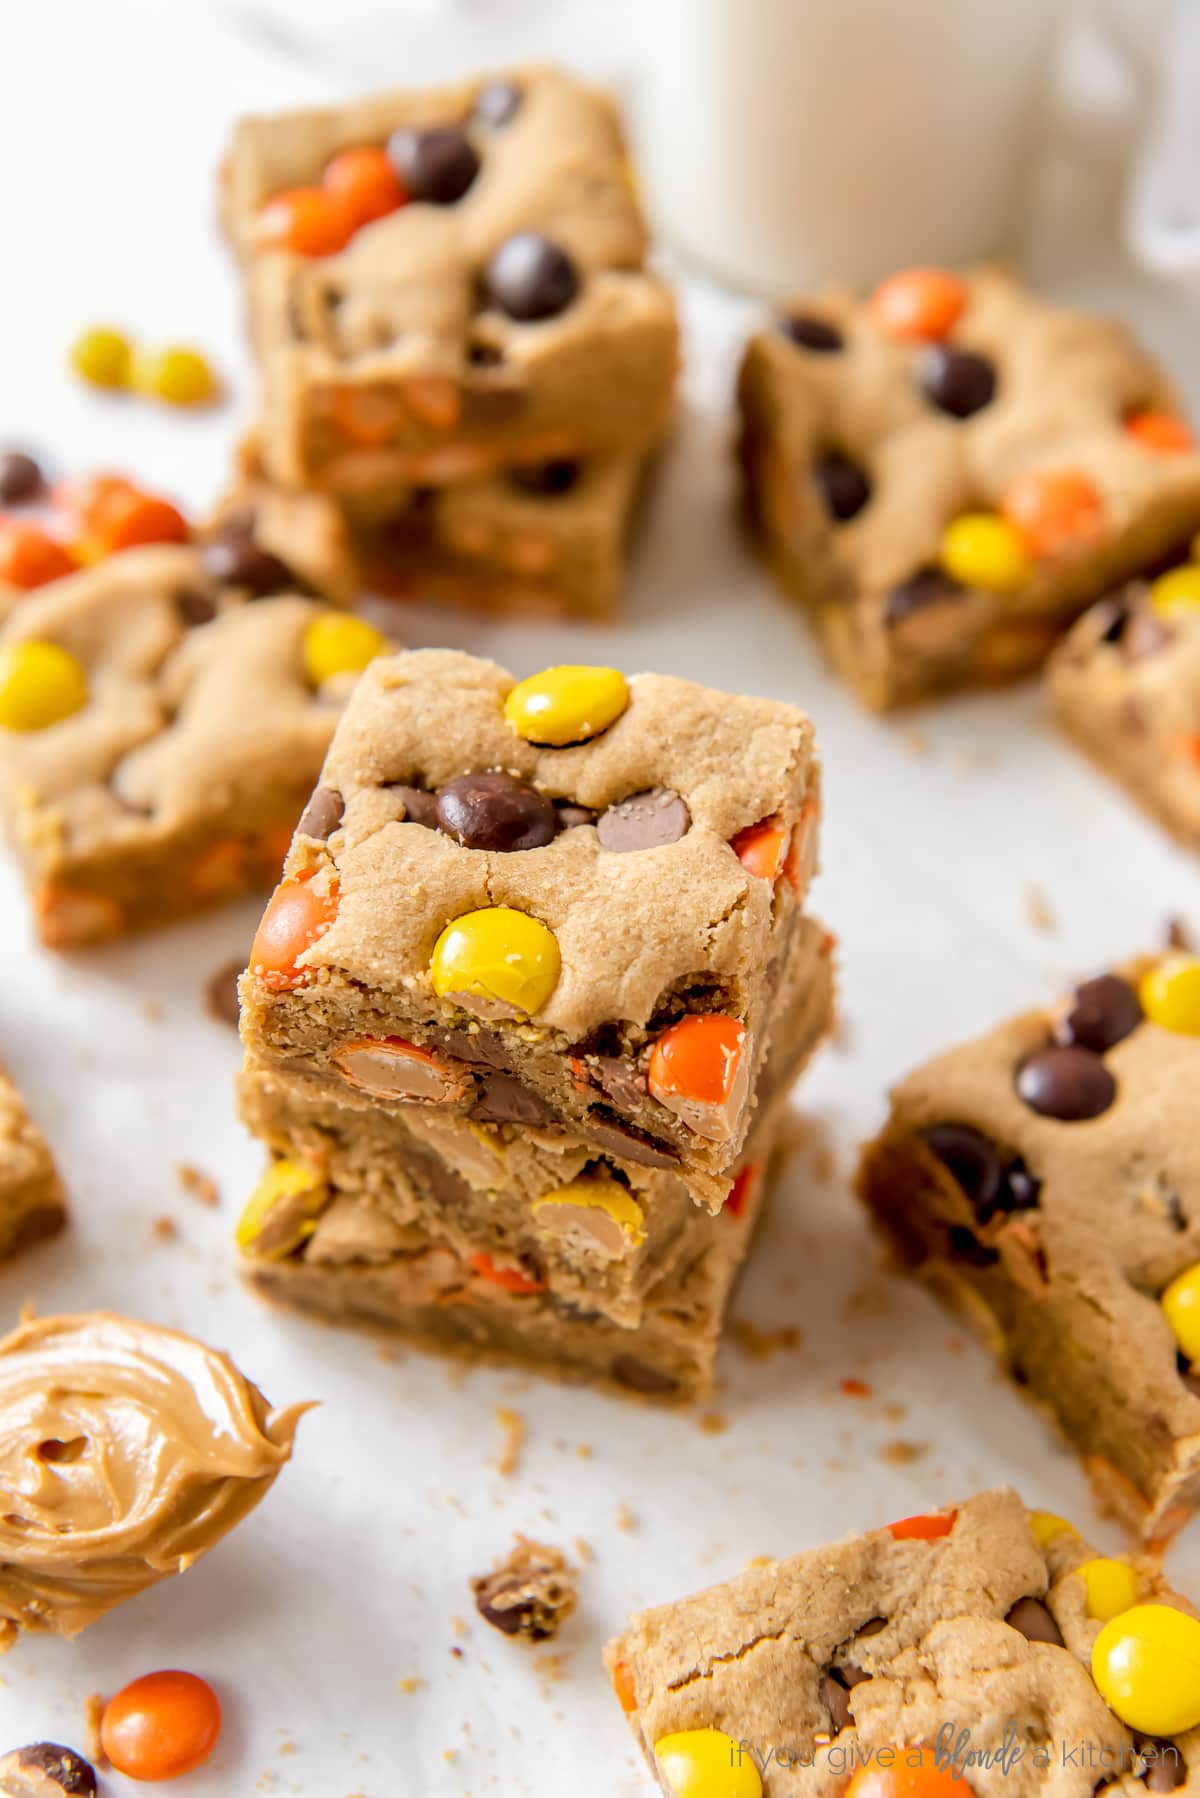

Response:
(3, 2), (1200, 1793)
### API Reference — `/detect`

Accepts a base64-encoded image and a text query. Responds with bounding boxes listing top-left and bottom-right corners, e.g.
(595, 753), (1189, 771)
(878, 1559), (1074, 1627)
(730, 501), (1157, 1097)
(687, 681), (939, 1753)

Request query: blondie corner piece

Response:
(0, 543), (396, 946)
(738, 264), (1200, 710)
(239, 649), (822, 1193)
(223, 65), (678, 494)
(606, 1488), (1200, 1798)
(0, 1067), (65, 1260)
(1050, 548), (1200, 853)
(0, 1312), (305, 1645)
(858, 950), (1200, 1542)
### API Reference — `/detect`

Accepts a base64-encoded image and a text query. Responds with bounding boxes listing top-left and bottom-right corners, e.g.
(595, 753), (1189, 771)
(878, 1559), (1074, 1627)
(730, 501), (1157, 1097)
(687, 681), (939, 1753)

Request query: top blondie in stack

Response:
(222, 65), (679, 619)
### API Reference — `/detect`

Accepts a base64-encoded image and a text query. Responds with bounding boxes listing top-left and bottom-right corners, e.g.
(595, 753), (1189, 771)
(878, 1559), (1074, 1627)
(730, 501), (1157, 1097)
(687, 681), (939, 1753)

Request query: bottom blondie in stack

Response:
(234, 648), (832, 1399)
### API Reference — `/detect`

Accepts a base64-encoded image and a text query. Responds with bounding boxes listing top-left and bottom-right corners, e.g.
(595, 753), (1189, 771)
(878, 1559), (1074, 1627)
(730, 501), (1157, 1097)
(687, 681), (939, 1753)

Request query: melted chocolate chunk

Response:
(1016, 1046), (1116, 1122)
(470, 1072), (558, 1127)
(296, 784), (344, 842)
(1005, 1596), (1064, 1645)
(585, 1115), (678, 1170)
(921, 1124), (1040, 1223)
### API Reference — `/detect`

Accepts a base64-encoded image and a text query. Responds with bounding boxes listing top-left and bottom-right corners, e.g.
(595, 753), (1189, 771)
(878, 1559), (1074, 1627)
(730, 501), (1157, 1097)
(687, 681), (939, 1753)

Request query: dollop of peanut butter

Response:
(0, 1311), (306, 1644)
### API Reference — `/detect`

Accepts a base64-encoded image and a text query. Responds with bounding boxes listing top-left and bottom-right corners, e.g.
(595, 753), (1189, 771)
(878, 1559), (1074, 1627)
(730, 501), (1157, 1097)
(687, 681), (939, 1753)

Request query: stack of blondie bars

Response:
(233, 648), (833, 1399)
(222, 66), (679, 621)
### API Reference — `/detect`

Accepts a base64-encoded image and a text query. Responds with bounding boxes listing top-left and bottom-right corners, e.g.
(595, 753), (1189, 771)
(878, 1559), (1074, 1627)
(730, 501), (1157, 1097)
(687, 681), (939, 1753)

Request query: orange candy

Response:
(846, 1747), (971, 1798)
(1001, 469), (1104, 558)
(88, 486), (190, 555)
(1125, 410), (1196, 455)
(0, 521), (77, 589)
(101, 1669), (222, 1781)
(330, 384), (401, 447)
(612, 1659), (638, 1714)
(870, 268), (967, 342)
(648, 1014), (746, 1107)
(888, 1509), (958, 1542)
(324, 146), (407, 230)
(731, 817), (788, 883)
(725, 1159), (762, 1220)
(256, 187), (353, 258)
(249, 876), (339, 989)
(468, 1251), (546, 1295)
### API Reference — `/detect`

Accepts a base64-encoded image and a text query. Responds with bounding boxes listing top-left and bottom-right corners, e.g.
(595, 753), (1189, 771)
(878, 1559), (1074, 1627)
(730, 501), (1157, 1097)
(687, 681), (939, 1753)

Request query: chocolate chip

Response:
(921, 1123), (1003, 1215)
(612, 1354), (680, 1397)
(555, 800), (596, 829)
(432, 1025), (511, 1068)
(483, 233), (579, 322)
(471, 1071), (558, 1127)
(779, 314), (843, 352)
(509, 460), (580, 497)
(388, 124), (480, 204)
(0, 451), (44, 505)
(1016, 1046), (1116, 1121)
(473, 80), (522, 127)
(388, 783), (439, 827)
(297, 784), (343, 842)
(586, 1117), (677, 1170)
(1005, 1596), (1064, 1646)
(919, 345), (996, 418)
(814, 452), (871, 522)
(175, 587), (217, 626)
(201, 532), (294, 598)
(0, 1743), (98, 1796)
(821, 1673), (854, 1733)
(203, 957), (244, 1028)
(1122, 611), (1172, 662)
(586, 1054), (647, 1113)
(885, 568), (962, 624)
(1059, 974), (1142, 1054)
(596, 789), (690, 853)
(436, 771), (557, 852)
(947, 1225), (999, 1267)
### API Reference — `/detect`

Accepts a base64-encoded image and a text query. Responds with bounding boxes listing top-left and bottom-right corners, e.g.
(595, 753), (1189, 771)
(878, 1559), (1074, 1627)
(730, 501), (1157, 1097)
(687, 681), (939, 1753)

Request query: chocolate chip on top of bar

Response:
(739, 265), (1200, 709)
(239, 648), (824, 1189)
(859, 952), (1200, 1540)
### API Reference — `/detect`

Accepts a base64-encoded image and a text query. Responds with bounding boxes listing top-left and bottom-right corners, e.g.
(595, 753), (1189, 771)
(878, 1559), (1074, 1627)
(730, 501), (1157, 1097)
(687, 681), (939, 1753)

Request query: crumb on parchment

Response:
(177, 1162), (220, 1206)
(493, 1405), (526, 1477)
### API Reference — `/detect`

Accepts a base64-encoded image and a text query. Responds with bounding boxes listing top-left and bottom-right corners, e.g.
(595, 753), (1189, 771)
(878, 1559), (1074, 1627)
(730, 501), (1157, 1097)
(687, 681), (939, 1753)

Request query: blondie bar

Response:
(0, 542), (394, 946)
(1050, 550), (1200, 853)
(738, 266), (1200, 709)
(0, 1312), (304, 1644)
(859, 951), (1200, 1541)
(239, 650), (822, 1194)
(0, 1066), (65, 1260)
(224, 66), (678, 495)
(606, 1488), (1200, 1797)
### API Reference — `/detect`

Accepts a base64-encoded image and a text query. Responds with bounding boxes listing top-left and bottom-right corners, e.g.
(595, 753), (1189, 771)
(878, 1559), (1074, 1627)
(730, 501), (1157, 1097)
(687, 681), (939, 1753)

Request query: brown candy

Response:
(203, 957), (244, 1028)
(1004, 1595), (1064, 1646)
(297, 784), (344, 842)
(596, 789), (690, 853)
(1058, 974), (1142, 1054)
(0, 452), (45, 506)
(436, 771), (557, 852)
(1016, 1045), (1116, 1121)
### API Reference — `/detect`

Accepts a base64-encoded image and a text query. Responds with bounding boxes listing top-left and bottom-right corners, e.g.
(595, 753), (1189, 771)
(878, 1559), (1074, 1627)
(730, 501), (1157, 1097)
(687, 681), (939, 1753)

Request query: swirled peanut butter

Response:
(0, 1311), (306, 1644)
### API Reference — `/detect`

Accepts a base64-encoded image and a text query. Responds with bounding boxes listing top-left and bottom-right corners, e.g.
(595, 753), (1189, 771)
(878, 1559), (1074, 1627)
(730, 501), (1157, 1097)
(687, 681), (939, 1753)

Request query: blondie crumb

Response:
(471, 1537), (577, 1642)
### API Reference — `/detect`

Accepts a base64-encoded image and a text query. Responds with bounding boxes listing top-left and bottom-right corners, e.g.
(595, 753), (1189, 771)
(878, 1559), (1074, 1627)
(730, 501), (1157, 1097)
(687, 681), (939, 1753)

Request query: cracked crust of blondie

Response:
(739, 267), (1200, 709)
(858, 954), (1200, 1541)
(606, 1489), (1200, 1797)
(223, 65), (678, 492)
(239, 648), (822, 1185)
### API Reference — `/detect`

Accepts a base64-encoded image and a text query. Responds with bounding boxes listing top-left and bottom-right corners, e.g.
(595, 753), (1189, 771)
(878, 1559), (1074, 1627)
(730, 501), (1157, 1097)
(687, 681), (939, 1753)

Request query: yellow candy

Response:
(302, 613), (387, 686)
(1149, 564), (1200, 618)
(504, 664), (629, 746)
(236, 1158), (328, 1260)
(1140, 954), (1200, 1036)
(131, 343), (218, 407)
(68, 324), (133, 389)
(1078, 1558), (1140, 1622)
(532, 1176), (646, 1251)
(653, 1730), (762, 1798)
(1091, 1604), (1200, 1735)
(430, 906), (561, 1019)
(1029, 1510), (1077, 1549)
(0, 641), (87, 732)
(940, 513), (1032, 592)
(1161, 1262), (1200, 1362)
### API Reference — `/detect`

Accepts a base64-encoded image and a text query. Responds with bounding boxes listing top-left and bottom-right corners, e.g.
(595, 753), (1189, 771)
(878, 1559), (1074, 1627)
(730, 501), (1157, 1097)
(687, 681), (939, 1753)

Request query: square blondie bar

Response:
(859, 951), (1200, 1541)
(239, 649), (822, 1198)
(0, 1066), (65, 1260)
(738, 266), (1200, 709)
(606, 1488), (1200, 1796)
(224, 65), (678, 495)
(0, 543), (394, 946)
(1050, 553), (1200, 854)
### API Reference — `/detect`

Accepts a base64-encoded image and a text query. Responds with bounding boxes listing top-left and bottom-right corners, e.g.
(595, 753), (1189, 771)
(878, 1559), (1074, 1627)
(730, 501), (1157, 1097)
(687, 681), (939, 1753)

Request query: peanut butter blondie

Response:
(0, 1066), (65, 1261)
(859, 951), (1200, 1541)
(607, 1488), (1200, 1796)
(223, 65), (678, 496)
(739, 266), (1200, 710)
(239, 649), (822, 1196)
